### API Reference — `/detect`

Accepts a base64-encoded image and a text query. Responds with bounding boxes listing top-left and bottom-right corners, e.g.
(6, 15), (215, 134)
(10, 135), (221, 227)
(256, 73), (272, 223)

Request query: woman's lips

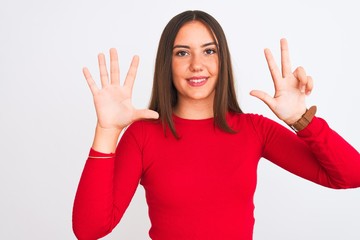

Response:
(187, 77), (208, 87)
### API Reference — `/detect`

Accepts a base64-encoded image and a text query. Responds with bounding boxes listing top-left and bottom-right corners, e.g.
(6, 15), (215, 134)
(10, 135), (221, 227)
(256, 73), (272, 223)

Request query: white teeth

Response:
(189, 78), (206, 83)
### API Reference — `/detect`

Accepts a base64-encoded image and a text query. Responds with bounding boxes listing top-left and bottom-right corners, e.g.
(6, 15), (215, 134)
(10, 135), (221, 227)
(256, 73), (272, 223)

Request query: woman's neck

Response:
(173, 98), (214, 120)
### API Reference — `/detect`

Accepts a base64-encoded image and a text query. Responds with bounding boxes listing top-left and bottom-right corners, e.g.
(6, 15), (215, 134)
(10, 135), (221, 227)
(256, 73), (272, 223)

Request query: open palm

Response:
(251, 38), (313, 125)
(83, 49), (159, 130)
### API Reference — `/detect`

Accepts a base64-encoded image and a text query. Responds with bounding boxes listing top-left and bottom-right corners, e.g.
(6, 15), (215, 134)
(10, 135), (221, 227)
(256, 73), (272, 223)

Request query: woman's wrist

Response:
(288, 106), (317, 132)
(91, 124), (123, 153)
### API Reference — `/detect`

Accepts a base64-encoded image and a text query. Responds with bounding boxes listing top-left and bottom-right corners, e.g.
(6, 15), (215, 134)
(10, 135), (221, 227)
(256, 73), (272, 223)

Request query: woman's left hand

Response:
(250, 38), (313, 125)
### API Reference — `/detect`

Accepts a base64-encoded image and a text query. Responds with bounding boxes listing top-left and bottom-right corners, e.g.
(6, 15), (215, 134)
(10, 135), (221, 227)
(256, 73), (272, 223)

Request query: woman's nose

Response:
(189, 54), (203, 72)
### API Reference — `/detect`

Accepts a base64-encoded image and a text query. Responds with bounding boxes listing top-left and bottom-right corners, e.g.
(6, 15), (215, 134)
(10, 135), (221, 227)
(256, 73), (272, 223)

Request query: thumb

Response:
(250, 90), (276, 109)
(134, 109), (159, 120)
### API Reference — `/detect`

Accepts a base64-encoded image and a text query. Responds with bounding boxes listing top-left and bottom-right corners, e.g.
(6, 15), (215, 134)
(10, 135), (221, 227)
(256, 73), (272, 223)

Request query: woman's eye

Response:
(204, 48), (217, 55)
(175, 51), (189, 57)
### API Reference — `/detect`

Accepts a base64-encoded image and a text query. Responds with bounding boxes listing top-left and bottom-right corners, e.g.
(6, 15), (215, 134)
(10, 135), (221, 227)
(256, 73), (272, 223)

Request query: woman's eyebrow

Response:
(173, 44), (190, 49)
(173, 42), (217, 49)
(201, 42), (217, 47)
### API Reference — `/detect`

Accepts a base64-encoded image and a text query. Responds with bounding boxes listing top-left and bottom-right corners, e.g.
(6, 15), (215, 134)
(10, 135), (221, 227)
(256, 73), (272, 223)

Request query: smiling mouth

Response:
(187, 77), (208, 87)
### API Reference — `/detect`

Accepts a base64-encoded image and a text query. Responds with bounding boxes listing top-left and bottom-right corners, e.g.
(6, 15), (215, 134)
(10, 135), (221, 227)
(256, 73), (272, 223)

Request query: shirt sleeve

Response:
(72, 122), (144, 240)
(252, 115), (360, 189)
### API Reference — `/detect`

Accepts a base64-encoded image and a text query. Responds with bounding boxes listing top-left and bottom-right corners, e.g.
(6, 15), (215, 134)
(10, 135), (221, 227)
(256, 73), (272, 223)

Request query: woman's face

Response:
(171, 20), (219, 105)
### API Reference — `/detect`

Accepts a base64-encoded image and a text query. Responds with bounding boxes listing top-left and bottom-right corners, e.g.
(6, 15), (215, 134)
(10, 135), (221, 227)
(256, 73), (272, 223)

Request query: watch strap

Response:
(289, 106), (317, 132)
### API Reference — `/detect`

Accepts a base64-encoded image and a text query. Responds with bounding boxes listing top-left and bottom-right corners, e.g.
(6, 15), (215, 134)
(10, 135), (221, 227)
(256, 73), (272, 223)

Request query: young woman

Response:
(72, 10), (360, 240)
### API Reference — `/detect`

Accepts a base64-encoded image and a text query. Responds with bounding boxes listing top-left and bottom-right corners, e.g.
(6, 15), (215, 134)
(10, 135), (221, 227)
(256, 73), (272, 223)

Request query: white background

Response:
(0, 0), (359, 239)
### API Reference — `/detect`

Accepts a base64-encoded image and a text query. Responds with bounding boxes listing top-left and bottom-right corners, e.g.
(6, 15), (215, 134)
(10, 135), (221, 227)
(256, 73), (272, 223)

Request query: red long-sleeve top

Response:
(73, 113), (360, 240)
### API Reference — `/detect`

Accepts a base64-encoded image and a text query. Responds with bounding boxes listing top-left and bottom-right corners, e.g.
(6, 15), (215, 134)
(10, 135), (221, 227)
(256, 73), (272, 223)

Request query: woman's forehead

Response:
(174, 21), (216, 46)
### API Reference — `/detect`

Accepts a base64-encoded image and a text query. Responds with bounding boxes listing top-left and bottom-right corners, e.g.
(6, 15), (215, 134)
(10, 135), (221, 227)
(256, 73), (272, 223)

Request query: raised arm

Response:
(250, 39), (360, 188)
(73, 49), (158, 239)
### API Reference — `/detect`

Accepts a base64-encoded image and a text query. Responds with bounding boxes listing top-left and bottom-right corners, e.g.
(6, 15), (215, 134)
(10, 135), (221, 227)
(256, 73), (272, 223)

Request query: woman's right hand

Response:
(83, 48), (159, 131)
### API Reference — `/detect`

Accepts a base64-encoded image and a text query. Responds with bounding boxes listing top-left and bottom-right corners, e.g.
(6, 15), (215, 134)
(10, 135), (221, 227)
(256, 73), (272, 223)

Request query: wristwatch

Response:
(289, 106), (317, 132)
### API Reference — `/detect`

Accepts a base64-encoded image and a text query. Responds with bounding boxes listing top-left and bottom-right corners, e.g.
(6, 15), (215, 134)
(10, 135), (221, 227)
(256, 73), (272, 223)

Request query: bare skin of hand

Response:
(250, 38), (313, 125)
(83, 49), (159, 131)
(83, 49), (159, 153)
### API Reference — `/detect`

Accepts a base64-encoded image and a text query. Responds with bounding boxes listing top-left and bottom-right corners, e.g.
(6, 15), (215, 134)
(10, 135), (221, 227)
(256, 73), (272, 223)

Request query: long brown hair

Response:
(149, 10), (242, 138)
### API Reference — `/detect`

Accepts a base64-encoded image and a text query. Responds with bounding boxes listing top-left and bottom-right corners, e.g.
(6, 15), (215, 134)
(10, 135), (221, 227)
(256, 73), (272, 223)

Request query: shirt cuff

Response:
(297, 116), (327, 138)
(88, 148), (115, 159)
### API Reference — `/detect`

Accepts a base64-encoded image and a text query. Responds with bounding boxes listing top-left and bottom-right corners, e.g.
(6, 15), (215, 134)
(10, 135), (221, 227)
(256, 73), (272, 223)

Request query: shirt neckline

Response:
(172, 114), (215, 124)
